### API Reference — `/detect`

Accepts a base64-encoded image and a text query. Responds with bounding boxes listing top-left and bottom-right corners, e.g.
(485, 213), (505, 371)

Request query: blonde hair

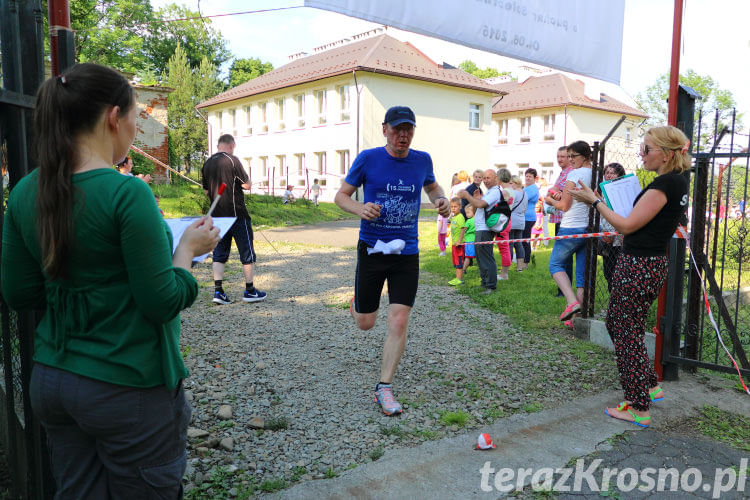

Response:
(510, 175), (523, 186)
(646, 126), (691, 174)
(457, 170), (469, 182)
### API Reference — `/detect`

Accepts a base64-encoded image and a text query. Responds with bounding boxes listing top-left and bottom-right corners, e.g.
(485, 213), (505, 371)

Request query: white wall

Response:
(360, 73), (495, 200)
(490, 107), (644, 183)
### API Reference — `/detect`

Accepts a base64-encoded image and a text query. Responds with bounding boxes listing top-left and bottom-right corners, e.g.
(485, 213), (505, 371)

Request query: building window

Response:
(626, 127), (632, 143)
(259, 102), (268, 132)
(244, 105), (252, 135)
(517, 163), (529, 177)
(338, 85), (350, 122)
(337, 150), (350, 175)
(539, 162), (553, 182)
(295, 94), (305, 128)
(494, 163), (507, 171)
(543, 114), (555, 141)
(469, 104), (481, 130)
(276, 154), (286, 179)
(217, 111), (223, 131)
(315, 151), (326, 175)
(497, 119), (508, 144)
(275, 98), (285, 130)
(230, 109), (237, 136)
(316, 90), (327, 125)
(519, 117), (531, 143)
(259, 156), (268, 185)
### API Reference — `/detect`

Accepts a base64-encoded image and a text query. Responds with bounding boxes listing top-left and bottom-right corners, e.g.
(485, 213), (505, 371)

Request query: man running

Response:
(335, 106), (450, 415)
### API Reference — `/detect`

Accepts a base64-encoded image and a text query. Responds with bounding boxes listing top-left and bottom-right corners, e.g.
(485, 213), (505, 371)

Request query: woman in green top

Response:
(1, 63), (219, 498)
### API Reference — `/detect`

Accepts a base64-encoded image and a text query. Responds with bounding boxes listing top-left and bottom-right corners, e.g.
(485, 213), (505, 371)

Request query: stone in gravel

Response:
(249, 416), (265, 429)
(248, 385), (256, 396)
(199, 438), (220, 449)
(220, 438), (234, 451)
(247, 462), (257, 470)
(196, 447), (209, 454)
(228, 488), (238, 497)
(217, 405), (232, 420)
(187, 428), (209, 439)
(255, 361), (267, 369)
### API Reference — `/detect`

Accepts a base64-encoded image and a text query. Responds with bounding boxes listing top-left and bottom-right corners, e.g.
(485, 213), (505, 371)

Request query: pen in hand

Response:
(207, 183), (226, 218)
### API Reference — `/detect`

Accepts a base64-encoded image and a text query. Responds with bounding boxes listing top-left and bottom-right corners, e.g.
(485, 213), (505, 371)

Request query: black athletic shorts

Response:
(353, 240), (419, 314)
(212, 218), (256, 264)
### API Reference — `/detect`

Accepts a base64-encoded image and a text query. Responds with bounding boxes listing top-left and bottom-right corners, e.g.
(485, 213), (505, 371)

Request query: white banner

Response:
(304, 0), (625, 84)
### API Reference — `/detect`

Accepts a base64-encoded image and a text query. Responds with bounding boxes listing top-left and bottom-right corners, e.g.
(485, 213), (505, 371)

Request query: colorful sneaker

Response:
(374, 384), (402, 416)
(243, 289), (267, 303)
(213, 290), (231, 305)
(448, 278), (463, 286)
(563, 320), (574, 329)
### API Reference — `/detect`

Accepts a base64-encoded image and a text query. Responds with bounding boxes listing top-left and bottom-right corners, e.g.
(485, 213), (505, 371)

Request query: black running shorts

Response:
(353, 240), (419, 314)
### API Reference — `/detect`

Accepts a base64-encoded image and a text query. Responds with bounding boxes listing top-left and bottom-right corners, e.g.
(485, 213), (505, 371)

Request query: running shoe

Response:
(243, 289), (267, 303)
(374, 384), (402, 415)
(448, 278), (463, 285)
(213, 290), (231, 305)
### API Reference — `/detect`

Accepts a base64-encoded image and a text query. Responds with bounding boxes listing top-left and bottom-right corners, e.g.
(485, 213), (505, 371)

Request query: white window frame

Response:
(519, 117), (531, 143)
(316, 90), (327, 125)
(276, 155), (286, 184)
(315, 151), (326, 175)
(338, 85), (351, 122)
(295, 94), (305, 128)
(626, 127), (632, 143)
(229, 109), (237, 137)
(244, 105), (252, 135)
(259, 156), (268, 186)
(275, 98), (285, 131)
(469, 103), (481, 130)
(497, 119), (508, 144)
(295, 153), (305, 185)
(337, 150), (350, 175)
(217, 111), (223, 132)
(543, 114), (555, 141)
(259, 102), (268, 133)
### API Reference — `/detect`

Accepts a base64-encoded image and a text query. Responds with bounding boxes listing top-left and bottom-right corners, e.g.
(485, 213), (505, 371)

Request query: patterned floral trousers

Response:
(606, 253), (668, 411)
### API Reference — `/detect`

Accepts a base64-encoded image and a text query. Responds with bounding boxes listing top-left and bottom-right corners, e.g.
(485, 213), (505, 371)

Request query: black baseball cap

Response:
(383, 106), (416, 127)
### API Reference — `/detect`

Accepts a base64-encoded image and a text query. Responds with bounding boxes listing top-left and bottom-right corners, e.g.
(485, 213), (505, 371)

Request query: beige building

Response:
(490, 73), (648, 182)
(197, 33), (502, 202)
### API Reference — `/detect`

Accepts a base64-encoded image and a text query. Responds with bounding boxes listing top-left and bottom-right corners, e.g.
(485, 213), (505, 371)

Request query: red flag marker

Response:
(206, 182), (226, 218)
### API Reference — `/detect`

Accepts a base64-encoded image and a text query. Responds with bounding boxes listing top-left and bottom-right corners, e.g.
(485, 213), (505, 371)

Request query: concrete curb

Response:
(274, 375), (748, 499)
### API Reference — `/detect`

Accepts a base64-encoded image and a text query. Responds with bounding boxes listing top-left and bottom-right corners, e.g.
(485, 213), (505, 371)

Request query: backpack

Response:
(485, 186), (511, 233)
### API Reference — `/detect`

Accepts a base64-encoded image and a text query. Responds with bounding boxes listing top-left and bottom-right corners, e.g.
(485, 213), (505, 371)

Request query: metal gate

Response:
(1, 0), (56, 497)
(663, 110), (750, 378)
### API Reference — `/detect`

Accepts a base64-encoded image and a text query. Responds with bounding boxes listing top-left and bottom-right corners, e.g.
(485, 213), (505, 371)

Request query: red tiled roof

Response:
(197, 34), (502, 109)
(491, 73), (647, 118)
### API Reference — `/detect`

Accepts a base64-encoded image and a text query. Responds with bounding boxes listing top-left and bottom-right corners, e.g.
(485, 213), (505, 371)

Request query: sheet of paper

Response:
(600, 174), (643, 218)
(164, 217), (236, 262)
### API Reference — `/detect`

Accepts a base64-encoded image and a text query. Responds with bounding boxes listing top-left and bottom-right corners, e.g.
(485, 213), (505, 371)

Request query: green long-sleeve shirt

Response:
(1, 168), (197, 389)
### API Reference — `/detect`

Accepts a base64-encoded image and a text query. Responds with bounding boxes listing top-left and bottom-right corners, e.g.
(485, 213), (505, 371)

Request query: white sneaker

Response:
(439, 251), (446, 256)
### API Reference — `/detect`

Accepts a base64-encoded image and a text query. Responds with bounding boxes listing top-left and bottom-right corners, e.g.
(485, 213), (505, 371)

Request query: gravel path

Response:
(179, 236), (621, 496)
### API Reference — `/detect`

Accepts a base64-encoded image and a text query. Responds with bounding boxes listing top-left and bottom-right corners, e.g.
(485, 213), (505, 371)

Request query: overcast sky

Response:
(150, 0), (750, 124)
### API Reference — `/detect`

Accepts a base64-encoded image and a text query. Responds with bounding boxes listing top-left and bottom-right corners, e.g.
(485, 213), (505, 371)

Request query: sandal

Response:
(649, 387), (664, 402)
(605, 402), (651, 428)
(560, 301), (581, 321)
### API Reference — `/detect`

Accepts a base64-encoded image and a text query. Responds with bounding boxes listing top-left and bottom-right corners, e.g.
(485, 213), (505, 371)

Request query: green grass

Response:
(418, 221), (658, 333)
(151, 180), (354, 226)
(697, 405), (750, 451)
(439, 410), (471, 427)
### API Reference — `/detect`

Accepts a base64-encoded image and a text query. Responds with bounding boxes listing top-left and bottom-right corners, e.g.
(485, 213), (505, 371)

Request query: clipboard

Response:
(600, 174), (642, 218)
(164, 217), (236, 262)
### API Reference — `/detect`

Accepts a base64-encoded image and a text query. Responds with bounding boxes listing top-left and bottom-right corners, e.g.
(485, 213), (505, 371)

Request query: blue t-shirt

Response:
(345, 147), (436, 254)
(524, 184), (539, 221)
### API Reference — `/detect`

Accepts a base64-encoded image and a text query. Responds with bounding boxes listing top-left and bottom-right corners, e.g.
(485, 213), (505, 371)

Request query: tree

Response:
(458, 60), (512, 80)
(636, 69), (742, 146)
(70, 0), (154, 73)
(145, 4), (230, 74)
(166, 44), (222, 174)
(228, 58), (274, 88)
